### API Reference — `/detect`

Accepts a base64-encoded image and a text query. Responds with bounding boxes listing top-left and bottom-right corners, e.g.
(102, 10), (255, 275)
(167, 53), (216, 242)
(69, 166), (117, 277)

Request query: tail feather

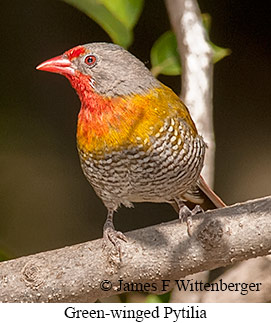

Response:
(170, 175), (226, 213)
(197, 175), (226, 208)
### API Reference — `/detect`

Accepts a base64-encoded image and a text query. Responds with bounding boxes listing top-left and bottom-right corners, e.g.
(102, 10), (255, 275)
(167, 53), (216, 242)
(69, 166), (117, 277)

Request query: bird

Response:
(36, 42), (225, 259)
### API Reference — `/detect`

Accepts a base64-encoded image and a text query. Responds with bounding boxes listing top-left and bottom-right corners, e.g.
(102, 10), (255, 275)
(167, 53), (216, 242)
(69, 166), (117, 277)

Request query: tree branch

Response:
(200, 256), (271, 302)
(0, 196), (271, 302)
(165, 0), (215, 186)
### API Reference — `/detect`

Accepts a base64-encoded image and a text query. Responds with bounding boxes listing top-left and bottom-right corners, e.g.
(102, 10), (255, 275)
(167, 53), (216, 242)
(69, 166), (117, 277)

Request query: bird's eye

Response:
(84, 55), (96, 66)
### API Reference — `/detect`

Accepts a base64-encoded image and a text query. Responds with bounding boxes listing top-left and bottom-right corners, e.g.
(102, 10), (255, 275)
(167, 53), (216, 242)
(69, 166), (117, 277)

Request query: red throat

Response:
(65, 71), (96, 105)
(66, 72), (118, 136)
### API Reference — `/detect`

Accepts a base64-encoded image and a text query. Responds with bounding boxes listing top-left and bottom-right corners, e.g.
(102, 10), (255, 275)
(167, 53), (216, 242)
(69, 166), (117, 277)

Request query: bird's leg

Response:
(103, 210), (127, 261)
(175, 200), (204, 236)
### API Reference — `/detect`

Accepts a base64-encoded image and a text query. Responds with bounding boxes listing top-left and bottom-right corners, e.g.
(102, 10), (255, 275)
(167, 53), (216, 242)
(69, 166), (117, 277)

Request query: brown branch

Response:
(0, 196), (271, 302)
(200, 256), (271, 302)
(165, 0), (215, 186)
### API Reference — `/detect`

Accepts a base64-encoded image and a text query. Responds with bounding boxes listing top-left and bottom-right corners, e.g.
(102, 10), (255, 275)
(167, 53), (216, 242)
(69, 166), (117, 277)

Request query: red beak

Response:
(36, 55), (74, 75)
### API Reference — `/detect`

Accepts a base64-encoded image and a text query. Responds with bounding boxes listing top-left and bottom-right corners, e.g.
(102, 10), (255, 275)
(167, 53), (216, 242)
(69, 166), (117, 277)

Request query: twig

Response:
(0, 196), (270, 302)
(165, 0), (215, 186)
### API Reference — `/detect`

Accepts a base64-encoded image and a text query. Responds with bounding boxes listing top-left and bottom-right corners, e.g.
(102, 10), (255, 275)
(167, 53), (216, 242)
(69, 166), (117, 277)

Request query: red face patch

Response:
(65, 46), (85, 61)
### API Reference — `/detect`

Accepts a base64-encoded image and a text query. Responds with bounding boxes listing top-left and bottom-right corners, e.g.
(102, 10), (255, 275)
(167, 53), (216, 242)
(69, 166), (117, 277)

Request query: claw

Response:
(191, 204), (203, 216)
(178, 203), (204, 236)
(103, 219), (127, 262)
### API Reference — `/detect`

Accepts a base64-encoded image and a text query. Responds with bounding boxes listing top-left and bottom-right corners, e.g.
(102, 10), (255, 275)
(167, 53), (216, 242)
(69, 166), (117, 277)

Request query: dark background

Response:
(1, 0), (270, 258)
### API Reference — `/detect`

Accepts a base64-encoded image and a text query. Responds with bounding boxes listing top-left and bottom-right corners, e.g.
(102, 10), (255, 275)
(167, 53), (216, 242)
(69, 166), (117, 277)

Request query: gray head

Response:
(37, 42), (160, 97)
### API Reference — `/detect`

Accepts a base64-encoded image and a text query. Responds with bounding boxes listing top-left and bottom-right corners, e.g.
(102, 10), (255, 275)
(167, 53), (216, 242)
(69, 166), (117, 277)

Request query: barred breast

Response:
(78, 116), (206, 211)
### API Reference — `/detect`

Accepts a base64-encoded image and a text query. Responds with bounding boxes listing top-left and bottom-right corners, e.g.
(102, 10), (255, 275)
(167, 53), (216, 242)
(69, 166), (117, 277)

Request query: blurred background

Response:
(0, 0), (270, 260)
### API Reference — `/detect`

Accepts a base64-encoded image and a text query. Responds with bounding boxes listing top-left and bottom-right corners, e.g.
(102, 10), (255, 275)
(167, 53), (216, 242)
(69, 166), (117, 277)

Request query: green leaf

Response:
(101, 0), (143, 29)
(210, 42), (231, 63)
(150, 31), (181, 77)
(201, 13), (231, 63)
(151, 27), (231, 77)
(62, 0), (143, 48)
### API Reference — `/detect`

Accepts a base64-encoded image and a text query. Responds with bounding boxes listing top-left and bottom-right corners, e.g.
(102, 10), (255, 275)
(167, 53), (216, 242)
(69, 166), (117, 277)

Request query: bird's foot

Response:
(179, 204), (204, 236)
(102, 220), (127, 263)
